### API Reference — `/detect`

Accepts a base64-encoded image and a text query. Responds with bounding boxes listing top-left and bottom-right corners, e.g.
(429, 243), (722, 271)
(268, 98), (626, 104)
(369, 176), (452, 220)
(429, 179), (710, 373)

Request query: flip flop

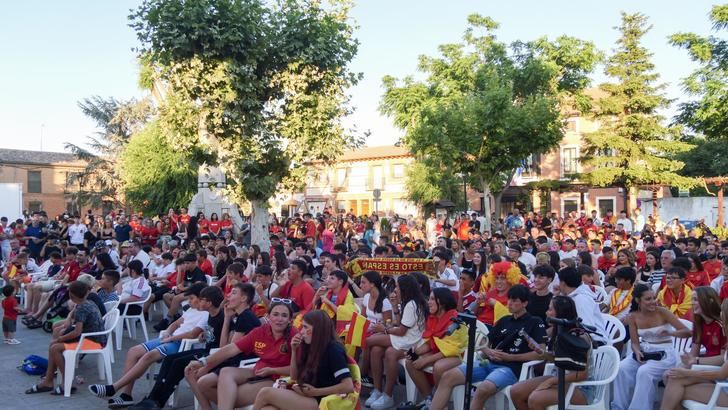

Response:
(50, 386), (77, 396)
(25, 384), (53, 394)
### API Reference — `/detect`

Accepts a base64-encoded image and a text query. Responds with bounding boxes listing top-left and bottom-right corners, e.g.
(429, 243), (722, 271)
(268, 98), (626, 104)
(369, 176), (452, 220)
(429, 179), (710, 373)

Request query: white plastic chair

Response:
(601, 313), (626, 346)
(682, 365), (728, 410)
(104, 300), (120, 314)
(674, 318), (693, 355)
(543, 345), (621, 410)
(206, 275), (213, 286)
(59, 309), (119, 397)
(115, 292), (152, 350)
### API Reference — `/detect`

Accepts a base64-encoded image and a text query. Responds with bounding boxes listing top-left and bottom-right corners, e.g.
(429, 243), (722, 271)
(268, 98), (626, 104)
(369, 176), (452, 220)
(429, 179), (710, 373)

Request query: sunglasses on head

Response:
(271, 297), (293, 304)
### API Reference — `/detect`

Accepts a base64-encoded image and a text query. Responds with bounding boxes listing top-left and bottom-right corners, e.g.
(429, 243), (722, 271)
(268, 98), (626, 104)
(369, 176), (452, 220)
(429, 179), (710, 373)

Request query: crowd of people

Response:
(0, 205), (727, 409)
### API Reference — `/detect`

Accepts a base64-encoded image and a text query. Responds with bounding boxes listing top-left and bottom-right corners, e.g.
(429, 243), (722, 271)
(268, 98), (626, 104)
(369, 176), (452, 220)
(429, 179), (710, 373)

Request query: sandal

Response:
(50, 386), (77, 396)
(25, 384), (53, 394)
(26, 318), (44, 329)
(21, 316), (34, 325)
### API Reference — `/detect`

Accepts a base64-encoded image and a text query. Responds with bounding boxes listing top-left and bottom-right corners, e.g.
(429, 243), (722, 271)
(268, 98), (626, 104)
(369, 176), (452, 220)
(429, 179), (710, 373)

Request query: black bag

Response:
(633, 350), (666, 362)
(553, 329), (591, 371)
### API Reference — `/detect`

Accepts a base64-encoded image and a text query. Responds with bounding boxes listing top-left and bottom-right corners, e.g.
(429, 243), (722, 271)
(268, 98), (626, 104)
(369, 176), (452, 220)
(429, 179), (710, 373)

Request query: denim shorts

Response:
(142, 337), (182, 357)
(458, 362), (517, 390)
(578, 385), (597, 405)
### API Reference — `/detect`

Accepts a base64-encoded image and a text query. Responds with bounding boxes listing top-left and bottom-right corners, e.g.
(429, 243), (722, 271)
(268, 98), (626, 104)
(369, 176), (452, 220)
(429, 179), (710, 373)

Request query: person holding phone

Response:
(612, 283), (691, 410)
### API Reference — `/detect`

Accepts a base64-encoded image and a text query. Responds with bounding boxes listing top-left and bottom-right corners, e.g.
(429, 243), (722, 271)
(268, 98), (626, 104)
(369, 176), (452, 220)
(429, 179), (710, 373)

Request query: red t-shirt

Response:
(2, 296), (18, 320)
(165, 270), (178, 287)
(700, 319), (726, 357)
(142, 226), (159, 246)
(63, 261), (81, 283)
(220, 219), (233, 231)
(179, 214), (191, 226)
(208, 221), (221, 235)
(477, 289), (509, 326)
(198, 218), (209, 234)
(280, 280), (315, 314)
(686, 270), (710, 288)
(198, 259), (213, 276)
(234, 323), (297, 373)
(704, 260), (722, 281)
(305, 220), (317, 238)
(598, 256), (616, 273)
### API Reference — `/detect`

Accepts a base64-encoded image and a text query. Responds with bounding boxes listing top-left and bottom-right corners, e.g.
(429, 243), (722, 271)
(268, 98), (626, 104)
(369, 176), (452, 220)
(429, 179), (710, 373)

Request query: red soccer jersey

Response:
(198, 259), (213, 276)
(686, 270), (710, 288)
(198, 218), (209, 234)
(63, 261), (81, 282)
(280, 280), (315, 314)
(2, 296), (18, 320)
(700, 319), (726, 357)
(234, 323), (297, 373)
(703, 260), (722, 281)
(598, 256), (616, 273)
(477, 289), (509, 326)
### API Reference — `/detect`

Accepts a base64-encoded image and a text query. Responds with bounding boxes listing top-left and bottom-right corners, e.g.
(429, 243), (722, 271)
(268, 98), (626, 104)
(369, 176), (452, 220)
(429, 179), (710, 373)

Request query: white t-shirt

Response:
(253, 282), (279, 304)
(390, 300), (425, 350)
(362, 293), (393, 324)
(519, 252), (537, 272)
(433, 267), (459, 291)
(172, 308), (209, 337)
(68, 223), (88, 245)
(132, 250), (151, 269)
(121, 276), (151, 300)
(558, 249), (578, 260)
(616, 218), (633, 233)
(153, 262), (176, 280)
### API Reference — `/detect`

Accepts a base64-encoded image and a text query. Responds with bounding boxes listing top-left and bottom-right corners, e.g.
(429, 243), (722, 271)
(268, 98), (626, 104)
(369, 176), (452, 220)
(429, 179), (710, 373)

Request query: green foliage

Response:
(670, 4), (728, 142)
(129, 0), (362, 206)
(119, 120), (198, 215)
(405, 162), (465, 211)
(380, 14), (601, 214)
(581, 13), (696, 190)
(677, 137), (728, 177)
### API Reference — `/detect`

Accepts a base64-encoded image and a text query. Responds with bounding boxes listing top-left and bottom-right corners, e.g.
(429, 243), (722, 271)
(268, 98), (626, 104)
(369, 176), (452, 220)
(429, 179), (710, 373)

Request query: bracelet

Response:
(199, 356), (208, 367)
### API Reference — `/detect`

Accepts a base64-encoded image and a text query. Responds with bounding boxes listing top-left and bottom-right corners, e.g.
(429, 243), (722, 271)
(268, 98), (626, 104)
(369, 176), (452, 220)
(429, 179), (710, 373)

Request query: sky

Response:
(0, 0), (718, 153)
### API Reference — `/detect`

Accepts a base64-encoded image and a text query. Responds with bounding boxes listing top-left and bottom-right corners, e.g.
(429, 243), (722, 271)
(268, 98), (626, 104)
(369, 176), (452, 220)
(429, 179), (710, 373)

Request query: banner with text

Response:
(346, 257), (436, 279)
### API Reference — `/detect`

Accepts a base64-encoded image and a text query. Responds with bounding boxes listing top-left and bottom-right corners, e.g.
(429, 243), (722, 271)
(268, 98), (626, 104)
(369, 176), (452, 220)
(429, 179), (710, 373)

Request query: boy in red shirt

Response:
(273, 259), (314, 316)
(197, 250), (213, 276)
(597, 246), (617, 273)
(2, 284), (23, 344)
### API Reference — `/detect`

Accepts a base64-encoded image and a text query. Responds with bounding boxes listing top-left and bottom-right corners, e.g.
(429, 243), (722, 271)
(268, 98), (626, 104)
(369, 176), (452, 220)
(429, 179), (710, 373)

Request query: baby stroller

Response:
(41, 286), (70, 333)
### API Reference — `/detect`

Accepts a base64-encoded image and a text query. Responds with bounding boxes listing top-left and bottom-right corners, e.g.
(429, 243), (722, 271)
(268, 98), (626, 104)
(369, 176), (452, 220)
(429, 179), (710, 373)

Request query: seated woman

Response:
(612, 283), (691, 410)
(660, 299), (728, 409)
(253, 310), (355, 409)
(184, 301), (296, 410)
(509, 296), (595, 410)
(358, 271), (392, 384)
(312, 269), (357, 334)
(681, 286), (725, 368)
(405, 288), (466, 407)
(366, 274), (427, 410)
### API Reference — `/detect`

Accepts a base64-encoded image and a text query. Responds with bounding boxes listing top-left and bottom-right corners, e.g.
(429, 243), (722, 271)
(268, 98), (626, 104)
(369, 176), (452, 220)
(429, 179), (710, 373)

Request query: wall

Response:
(0, 163), (83, 217)
(640, 197), (727, 227)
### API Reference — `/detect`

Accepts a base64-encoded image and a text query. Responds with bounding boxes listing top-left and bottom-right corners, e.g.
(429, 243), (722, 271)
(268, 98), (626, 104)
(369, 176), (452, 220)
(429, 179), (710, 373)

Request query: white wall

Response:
(640, 196), (727, 226)
(0, 183), (23, 220)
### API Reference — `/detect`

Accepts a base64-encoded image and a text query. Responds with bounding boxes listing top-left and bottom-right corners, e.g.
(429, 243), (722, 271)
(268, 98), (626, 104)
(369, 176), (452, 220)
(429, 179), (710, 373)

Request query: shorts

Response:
(2, 318), (16, 333)
(142, 337), (182, 357)
(151, 286), (172, 302)
(458, 362), (517, 391)
(64, 339), (103, 351)
(578, 385), (597, 405)
(37, 280), (59, 292)
(118, 303), (143, 316)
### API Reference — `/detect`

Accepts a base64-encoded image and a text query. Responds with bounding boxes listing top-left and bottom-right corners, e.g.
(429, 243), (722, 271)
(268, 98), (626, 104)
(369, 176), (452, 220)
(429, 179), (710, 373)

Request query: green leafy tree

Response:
(380, 15), (601, 231)
(671, 4), (728, 180)
(130, 0), (361, 249)
(405, 162), (465, 212)
(581, 12), (696, 212)
(119, 120), (198, 215)
(65, 96), (152, 212)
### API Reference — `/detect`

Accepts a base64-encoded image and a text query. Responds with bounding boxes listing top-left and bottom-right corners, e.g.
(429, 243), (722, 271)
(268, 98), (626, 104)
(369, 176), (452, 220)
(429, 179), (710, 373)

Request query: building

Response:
(272, 145), (419, 217)
(0, 148), (88, 217)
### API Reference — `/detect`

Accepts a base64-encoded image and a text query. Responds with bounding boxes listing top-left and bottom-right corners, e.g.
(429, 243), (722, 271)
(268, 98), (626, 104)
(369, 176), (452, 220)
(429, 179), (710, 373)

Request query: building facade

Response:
(0, 148), (87, 217)
(272, 146), (419, 217)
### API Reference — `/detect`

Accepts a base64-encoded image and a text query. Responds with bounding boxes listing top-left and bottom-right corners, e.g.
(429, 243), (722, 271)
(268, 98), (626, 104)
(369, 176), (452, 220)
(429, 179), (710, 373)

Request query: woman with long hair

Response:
(686, 253), (710, 288)
(208, 213), (221, 237)
(612, 283), (691, 410)
(510, 296), (596, 409)
(405, 288), (466, 406)
(312, 270), (357, 333)
(365, 274), (427, 410)
(359, 271), (393, 385)
(197, 212), (209, 235)
(271, 251), (289, 276)
(682, 287), (726, 365)
(253, 310), (355, 410)
(639, 250), (661, 284)
(100, 218), (114, 241)
(185, 301), (296, 410)
(660, 299), (728, 409)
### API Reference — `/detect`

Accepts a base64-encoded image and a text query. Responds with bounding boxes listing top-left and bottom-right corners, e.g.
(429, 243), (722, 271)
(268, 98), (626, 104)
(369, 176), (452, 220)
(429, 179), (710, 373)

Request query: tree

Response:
(119, 120), (199, 215)
(581, 12), (696, 213)
(130, 0), (361, 250)
(380, 14), (601, 231)
(65, 96), (152, 212)
(405, 161), (465, 212)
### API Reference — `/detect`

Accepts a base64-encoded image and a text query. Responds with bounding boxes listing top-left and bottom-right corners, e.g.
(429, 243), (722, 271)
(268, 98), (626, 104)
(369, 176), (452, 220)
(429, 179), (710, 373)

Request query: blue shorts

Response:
(458, 362), (517, 391)
(142, 337), (182, 357)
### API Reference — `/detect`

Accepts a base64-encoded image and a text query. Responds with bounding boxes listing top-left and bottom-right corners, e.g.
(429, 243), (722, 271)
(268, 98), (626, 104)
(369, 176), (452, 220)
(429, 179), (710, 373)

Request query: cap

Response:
(120, 241), (131, 248)
(94, 242), (106, 250)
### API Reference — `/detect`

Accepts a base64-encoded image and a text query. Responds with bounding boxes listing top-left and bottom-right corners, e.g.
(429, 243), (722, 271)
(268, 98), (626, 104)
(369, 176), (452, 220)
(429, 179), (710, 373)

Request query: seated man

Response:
(155, 253), (206, 331)
(25, 281), (106, 395)
(89, 283), (210, 408)
(429, 284), (548, 410)
(24, 252), (66, 321)
(143, 253), (177, 318)
(24, 248), (82, 327)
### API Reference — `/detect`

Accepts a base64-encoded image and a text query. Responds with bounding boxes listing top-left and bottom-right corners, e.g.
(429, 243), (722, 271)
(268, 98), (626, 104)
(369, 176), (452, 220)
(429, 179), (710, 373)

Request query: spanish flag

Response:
(345, 312), (370, 348)
(494, 301), (510, 324)
(322, 287), (358, 334)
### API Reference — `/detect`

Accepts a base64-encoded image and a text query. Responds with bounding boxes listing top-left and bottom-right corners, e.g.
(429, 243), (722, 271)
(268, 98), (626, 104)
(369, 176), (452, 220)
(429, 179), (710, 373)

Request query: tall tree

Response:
(581, 12), (696, 213)
(671, 4), (728, 178)
(380, 15), (601, 231)
(130, 0), (361, 249)
(119, 120), (199, 215)
(65, 96), (152, 212)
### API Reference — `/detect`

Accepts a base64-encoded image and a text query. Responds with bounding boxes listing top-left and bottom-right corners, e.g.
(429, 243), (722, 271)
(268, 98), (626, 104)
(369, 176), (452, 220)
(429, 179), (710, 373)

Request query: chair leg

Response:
(115, 321), (123, 351)
(128, 318), (136, 339)
(103, 352), (113, 384)
(63, 351), (75, 398)
(139, 316), (149, 342)
(97, 353), (105, 381)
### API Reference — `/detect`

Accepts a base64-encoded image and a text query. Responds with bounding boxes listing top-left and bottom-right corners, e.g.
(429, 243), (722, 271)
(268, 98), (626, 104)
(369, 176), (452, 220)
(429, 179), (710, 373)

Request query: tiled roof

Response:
(338, 145), (411, 162)
(0, 148), (84, 166)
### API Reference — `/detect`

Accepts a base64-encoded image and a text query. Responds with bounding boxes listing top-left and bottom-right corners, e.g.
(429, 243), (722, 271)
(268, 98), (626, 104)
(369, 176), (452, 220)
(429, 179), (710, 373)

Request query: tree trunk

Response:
(251, 199), (271, 251)
(481, 178), (492, 234)
(718, 184), (725, 227)
(652, 188), (658, 219)
(494, 190), (505, 223)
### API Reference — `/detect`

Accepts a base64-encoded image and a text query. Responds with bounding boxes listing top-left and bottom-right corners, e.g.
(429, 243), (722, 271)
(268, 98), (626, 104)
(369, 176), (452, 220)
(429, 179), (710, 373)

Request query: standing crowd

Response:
(1, 205), (727, 410)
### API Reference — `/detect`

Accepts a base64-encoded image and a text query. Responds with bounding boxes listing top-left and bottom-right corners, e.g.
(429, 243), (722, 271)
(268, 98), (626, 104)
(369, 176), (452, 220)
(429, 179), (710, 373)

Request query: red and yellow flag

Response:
(345, 312), (370, 348)
(494, 301), (510, 324)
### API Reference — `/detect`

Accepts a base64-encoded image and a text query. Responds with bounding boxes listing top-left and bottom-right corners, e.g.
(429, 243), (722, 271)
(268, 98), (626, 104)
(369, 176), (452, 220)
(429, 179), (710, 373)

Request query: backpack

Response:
(19, 355), (48, 376)
(553, 328), (592, 371)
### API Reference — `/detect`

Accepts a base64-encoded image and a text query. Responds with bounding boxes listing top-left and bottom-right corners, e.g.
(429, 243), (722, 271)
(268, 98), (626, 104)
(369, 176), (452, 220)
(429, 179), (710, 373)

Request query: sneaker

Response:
(370, 393), (395, 410)
(364, 389), (382, 407)
(361, 375), (374, 388)
(7, 339), (20, 345)
(152, 318), (169, 332)
(417, 395), (432, 409)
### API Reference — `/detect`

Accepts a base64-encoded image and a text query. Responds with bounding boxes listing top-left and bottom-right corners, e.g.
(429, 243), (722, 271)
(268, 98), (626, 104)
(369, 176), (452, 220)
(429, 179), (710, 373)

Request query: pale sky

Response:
(0, 0), (716, 153)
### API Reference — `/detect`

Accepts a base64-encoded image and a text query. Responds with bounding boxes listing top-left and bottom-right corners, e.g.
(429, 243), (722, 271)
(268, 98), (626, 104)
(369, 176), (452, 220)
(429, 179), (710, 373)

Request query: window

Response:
(562, 198), (579, 215)
(371, 165), (384, 190)
(561, 147), (579, 176)
(597, 198), (615, 219)
(521, 154), (541, 177)
(27, 171), (42, 193)
(566, 119), (578, 132)
(28, 201), (43, 212)
(392, 164), (405, 179)
(336, 168), (347, 187)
